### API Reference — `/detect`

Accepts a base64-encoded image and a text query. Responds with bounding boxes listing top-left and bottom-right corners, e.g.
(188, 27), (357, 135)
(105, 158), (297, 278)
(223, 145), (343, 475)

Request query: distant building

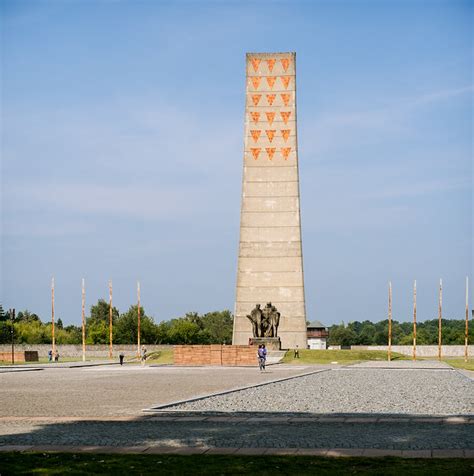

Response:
(307, 321), (329, 349)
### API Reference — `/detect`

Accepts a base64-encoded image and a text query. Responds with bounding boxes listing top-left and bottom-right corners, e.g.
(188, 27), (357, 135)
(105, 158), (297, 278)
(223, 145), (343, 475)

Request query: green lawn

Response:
(146, 349), (174, 365)
(444, 359), (474, 371)
(282, 349), (409, 364)
(0, 453), (472, 476)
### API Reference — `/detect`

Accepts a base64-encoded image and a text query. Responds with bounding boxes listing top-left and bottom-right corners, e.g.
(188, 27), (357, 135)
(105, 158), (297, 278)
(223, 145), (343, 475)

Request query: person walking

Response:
(294, 345), (300, 359)
(119, 352), (125, 366)
(48, 349), (53, 362)
(140, 346), (147, 366)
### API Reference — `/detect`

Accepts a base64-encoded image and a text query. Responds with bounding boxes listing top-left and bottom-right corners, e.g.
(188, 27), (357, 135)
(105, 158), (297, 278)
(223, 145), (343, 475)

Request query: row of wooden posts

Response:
(48, 277), (470, 363)
(387, 278), (470, 362)
(51, 278), (142, 361)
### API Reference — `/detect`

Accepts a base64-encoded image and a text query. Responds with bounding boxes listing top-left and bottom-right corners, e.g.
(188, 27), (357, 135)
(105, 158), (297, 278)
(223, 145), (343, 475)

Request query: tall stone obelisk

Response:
(233, 52), (307, 349)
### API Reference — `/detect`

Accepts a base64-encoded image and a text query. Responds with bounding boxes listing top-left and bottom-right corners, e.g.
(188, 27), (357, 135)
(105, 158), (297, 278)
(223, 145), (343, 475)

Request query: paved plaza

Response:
(0, 361), (473, 457)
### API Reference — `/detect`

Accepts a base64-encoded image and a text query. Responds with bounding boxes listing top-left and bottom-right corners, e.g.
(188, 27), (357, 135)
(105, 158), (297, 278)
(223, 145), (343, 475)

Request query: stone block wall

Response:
(174, 345), (257, 366)
(350, 345), (474, 357)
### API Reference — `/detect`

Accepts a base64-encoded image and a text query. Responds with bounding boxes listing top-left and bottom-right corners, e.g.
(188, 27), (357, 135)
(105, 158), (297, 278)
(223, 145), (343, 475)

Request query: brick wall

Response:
(174, 345), (257, 366)
(0, 351), (39, 363)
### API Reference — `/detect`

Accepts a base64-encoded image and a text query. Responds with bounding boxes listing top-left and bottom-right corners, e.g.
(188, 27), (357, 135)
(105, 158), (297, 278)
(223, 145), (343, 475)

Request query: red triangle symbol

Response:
(250, 58), (261, 72)
(266, 76), (276, 89)
(280, 111), (291, 124)
(250, 148), (261, 160)
(265, 130), (276, 143)
(280, 58), (291, 72)
(281, 76), (291, 89)
(281, 147), (291, 160)
(251, 77), (261, 90)
(250, 112), (260, 124)
(266, 94), (276, 106)
(266, 59), (276, 72)
(250, 130), (261, 142)
(266, 148), (276, 160)
(265, 112), (275, 125)
(251, 94), (261, 106)
(281, 129), (291, 142)
(280, 93), (291, 106)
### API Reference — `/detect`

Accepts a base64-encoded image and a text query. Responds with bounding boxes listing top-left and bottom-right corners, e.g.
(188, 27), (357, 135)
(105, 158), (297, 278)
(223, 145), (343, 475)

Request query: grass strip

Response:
(282, 349), (409, 364)
(0, 453), (472, 475)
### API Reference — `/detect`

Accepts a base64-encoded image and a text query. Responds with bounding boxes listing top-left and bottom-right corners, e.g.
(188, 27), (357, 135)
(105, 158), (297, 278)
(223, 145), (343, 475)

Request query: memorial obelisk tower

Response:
(233, 52), (307, 349)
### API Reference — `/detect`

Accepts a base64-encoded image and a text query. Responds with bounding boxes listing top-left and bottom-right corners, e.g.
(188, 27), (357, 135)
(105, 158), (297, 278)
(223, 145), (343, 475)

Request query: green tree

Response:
(115, 305), (157, 344)
(200, 310), (233, 344)
(86, 299), (119, 344)
(328, 324), (357, 346)
(167, 319), (201, 344)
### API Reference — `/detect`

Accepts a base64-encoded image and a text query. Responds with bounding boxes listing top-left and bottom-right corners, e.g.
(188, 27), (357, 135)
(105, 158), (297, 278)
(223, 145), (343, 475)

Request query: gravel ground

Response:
(167, 369), (474, 415)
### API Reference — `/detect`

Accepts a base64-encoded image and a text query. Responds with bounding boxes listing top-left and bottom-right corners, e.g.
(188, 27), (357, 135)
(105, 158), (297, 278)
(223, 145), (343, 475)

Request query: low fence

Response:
(329, 345), (473, 357)
(174, 345), (257, 366)
(0, 344), (172, 359)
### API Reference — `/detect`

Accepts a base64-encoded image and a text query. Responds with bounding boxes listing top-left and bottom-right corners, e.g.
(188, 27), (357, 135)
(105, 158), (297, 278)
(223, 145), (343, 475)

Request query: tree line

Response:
(328, 319), (473, 346)
(0, 301), (233, 345)
(0, 303), (471, 346)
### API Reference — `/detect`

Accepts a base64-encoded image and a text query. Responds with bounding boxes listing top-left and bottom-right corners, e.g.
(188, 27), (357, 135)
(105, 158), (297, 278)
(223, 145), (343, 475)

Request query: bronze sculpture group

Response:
(247, 302), (280, 338)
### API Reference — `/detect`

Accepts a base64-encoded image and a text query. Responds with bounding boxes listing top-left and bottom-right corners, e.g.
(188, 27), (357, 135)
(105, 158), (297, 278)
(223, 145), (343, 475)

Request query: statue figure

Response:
(248, 303), (281, 338)
(262, 302), (275, 337)
(271, 304), (280, 337)
(247, 304), (263, 337)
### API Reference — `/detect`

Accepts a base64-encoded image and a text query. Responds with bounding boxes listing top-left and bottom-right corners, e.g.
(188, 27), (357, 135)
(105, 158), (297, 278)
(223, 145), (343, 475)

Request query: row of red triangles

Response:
(250, 93), (291, 106)
(250, 111), (291, 124)
(250, 130), (291, 142)
(249, 76), (291, 90)
(250, 147), (292, 160)
(250, 58), (292, 73)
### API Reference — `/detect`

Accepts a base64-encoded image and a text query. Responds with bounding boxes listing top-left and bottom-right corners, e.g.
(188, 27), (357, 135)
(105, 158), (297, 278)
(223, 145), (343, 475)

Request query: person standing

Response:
(48, 349), (53, 362)
(140, 346), (147, 366)
(257, 345), (265, 371)
(119, 352), (125, 366)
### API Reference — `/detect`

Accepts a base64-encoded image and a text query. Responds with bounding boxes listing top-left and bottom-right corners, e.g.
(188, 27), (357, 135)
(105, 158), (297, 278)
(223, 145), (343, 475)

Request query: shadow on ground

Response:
(1, 412), (473, 451)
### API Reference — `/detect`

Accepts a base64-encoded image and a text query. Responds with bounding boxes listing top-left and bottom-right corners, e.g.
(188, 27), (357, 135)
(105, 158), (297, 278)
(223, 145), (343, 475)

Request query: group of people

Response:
(48, 349), (59, 362)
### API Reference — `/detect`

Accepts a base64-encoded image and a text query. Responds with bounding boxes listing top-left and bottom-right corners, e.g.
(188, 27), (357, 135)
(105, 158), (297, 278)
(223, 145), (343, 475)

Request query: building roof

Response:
(307, 320), (327, 329)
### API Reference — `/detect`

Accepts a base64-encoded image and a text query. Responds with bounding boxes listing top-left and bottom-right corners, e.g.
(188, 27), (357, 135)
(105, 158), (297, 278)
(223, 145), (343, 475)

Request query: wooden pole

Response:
(137, 281), (141, 358)
(81, 278), (86, 362)
(51, 277), (56, 354)
(413, 280), (417, 361)
(438, 279), (442, 360)
(465, 276), (469, 363)
(109, 280), (113, 359)
(388, 281), (392, 362)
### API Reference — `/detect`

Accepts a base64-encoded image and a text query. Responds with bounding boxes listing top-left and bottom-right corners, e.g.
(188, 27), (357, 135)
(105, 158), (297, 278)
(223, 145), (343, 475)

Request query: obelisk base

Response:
(248, 337), (281, 351)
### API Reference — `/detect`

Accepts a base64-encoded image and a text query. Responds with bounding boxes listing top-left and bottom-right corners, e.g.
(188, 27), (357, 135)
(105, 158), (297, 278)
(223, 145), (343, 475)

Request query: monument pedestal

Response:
(249, 337), (281, 351)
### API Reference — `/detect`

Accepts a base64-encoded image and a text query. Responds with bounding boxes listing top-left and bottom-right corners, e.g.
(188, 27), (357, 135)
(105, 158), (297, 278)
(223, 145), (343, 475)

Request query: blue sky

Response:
(1, 0), (472, 326)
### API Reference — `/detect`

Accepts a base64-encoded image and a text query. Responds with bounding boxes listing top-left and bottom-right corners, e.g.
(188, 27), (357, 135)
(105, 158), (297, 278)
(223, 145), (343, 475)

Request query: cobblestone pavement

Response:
(0, 415), (473, 450)
(0, 363), (472, 453)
